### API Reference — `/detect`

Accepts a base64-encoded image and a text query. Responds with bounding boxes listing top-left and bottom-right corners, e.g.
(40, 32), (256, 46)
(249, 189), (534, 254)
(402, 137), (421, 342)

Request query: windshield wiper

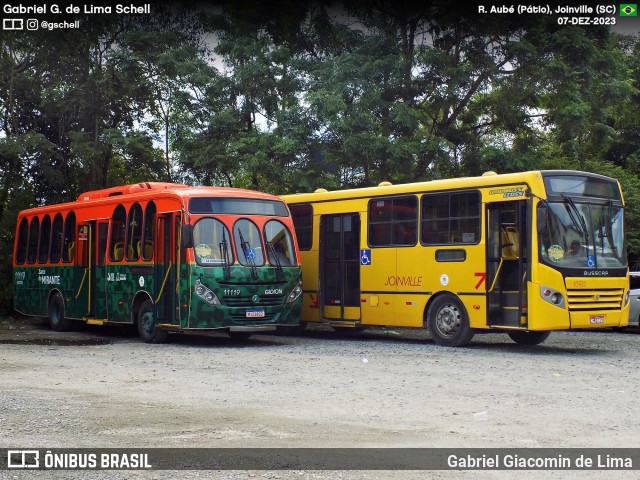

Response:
(266, 241), (284, 280)
(219, 229), (231, 280)
(237, 229), (259, 280)
(562, 194), (591, 263)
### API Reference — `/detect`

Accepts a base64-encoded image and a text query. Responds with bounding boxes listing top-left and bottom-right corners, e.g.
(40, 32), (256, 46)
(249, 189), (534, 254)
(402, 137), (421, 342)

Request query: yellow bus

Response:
(282, 170), (629, 346)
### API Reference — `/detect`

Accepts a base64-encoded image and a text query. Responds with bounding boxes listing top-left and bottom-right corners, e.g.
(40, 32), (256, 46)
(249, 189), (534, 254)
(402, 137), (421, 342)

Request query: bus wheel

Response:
(137, 300), (168, 344)
(427, 294), (474, 347)
(228, 331), (252, 341)
(49, 292), (72, 332)
(508, 331), (550, 346)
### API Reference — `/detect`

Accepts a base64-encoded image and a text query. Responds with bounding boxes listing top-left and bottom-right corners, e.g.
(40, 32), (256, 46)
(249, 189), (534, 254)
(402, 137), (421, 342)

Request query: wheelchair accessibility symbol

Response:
(361, 249), (371, 266)
(587, 255), (595, 268)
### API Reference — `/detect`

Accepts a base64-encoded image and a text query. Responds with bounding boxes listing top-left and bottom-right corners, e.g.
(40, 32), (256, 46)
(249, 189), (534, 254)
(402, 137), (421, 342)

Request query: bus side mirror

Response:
(181, 224), (193, 249)
(537, 206), (548, 234)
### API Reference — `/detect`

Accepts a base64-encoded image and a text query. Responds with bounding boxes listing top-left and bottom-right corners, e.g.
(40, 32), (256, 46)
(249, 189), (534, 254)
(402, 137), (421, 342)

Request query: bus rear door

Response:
(93, 221), (108, 318)
(319, 213), (361, 324)
(76, 220), (108, 320)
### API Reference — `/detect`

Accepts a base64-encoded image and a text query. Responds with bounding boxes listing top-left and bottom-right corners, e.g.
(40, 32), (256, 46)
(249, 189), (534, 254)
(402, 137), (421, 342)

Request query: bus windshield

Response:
(190, 197), (289, 216)
(538, 200), (626, 269)
(192, 218), (233, 266)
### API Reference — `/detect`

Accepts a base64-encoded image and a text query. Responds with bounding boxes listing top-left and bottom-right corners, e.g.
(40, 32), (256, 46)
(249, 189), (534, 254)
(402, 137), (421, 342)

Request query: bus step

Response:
(325, 320), (360, 328)
(85, 318), (105, 325)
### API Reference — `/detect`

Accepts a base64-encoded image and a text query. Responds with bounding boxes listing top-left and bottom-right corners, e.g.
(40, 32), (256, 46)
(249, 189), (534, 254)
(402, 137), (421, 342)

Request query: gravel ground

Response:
(1, 316), (639, 480)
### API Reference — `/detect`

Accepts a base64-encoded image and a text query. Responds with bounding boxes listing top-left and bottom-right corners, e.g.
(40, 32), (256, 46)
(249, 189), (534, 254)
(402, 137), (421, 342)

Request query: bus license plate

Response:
(589, 315), (605, 324)
(246, 309), (265, 318)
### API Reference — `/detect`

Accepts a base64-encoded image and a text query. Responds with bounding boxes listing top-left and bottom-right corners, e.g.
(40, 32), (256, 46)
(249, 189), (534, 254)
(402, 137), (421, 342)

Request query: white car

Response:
(628, 272), (640, 327)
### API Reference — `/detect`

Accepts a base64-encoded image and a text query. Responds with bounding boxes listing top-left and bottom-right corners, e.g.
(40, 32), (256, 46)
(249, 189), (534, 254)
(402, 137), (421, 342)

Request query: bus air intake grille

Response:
(224, 295), (284, 307)
(566, 288), (623, 311)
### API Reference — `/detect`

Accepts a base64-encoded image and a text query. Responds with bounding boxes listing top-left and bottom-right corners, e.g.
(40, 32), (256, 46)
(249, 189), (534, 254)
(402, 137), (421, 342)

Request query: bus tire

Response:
(426, 293), (474, 347)
(508, 330), (550, 346)
(49, 292), (72, 332)
(137, 299), (168, 344)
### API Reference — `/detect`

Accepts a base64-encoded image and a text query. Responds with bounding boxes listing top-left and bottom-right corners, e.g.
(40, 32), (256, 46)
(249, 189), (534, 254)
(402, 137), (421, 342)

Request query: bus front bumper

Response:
(229, 325), (277, 333)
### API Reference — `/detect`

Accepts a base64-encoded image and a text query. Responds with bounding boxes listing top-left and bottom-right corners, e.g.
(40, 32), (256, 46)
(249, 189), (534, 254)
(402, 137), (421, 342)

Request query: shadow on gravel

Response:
(0, 337), (112, 346)
(289, 326), (619, 356)
(464, 341), (614, 356)
(2, 315), (627, 353)
(1, 315), (289, 348)
(168, 332), (287, 348)
(297, 327), (428, 345)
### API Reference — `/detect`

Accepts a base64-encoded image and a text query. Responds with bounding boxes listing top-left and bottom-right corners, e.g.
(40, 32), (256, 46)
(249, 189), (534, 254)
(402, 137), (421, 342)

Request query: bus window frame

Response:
(141, 201), (156, 261)
(420, 190), (481, 246)
(26, 216), (40, 264)
(126, 202), (143, 261)
(62, 211), (76, 263)
(49, 213), (64, 264)
(367, 195), (418, 248)
(109, 204), (127, 262)
(15, 217), (29, 265)
(264, 219), (297, 267)
(233, 218), (266, 267)
(289, 203), (313, 251)
(37, 214), (52, 264)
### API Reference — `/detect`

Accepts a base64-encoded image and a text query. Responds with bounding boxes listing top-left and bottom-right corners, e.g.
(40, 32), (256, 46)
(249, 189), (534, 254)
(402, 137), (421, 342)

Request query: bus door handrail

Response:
(75, 268), (88, 299)
(487, 258), (504, 293)
(155, 262), (173, 304)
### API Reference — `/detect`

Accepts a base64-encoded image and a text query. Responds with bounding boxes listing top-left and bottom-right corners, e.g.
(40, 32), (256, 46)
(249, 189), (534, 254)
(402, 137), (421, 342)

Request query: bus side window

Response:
(141, 201), (156, 261)
(127, 202), (143, 261)
(49, 213), (63, 263)
(110, 205), (126, 262)
(421, 192), (480, 246)
(368, 196), (417, 247)
(38, 215), (52, 264)
(62, 212), (76, 263)
(289, 204), (313, 250)
(15, 217), (29, 265)
(27, 216), (40, 264)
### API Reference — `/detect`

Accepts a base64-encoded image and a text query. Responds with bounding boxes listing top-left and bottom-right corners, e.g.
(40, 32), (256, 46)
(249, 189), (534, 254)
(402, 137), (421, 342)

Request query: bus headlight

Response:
(625, 290), (630, 306)
(286, 279), (303, 304)
(195, 279), (221, 306)
(540, 285), (565, 308)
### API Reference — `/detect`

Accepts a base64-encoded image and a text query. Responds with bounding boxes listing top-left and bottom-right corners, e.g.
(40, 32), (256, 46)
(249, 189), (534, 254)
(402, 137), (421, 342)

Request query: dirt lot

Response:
(1, 316), (639, 480)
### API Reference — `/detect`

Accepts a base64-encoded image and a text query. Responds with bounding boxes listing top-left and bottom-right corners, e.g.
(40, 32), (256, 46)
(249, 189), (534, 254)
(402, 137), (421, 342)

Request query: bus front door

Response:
(486, 201), (528, 328)
(155, 214), (179, 325)
(320, 213), (361, 323)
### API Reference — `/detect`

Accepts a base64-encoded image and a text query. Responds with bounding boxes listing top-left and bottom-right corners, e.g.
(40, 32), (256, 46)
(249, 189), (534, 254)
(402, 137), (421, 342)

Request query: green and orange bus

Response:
(13, 182), (302, 342)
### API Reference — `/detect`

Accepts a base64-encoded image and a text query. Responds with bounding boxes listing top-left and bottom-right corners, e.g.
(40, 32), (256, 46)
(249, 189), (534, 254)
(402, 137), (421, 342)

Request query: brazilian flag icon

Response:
(620, 4), (637, 16)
